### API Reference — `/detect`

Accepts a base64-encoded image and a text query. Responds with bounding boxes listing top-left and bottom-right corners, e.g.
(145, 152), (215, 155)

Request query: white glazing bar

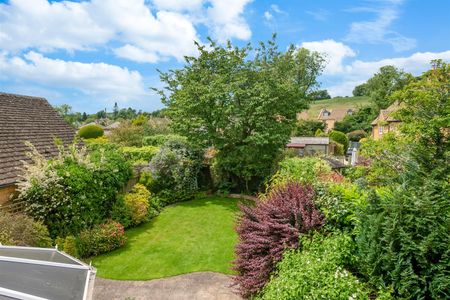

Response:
(0, 255), (89, 270)
(0, 286), (49, 300)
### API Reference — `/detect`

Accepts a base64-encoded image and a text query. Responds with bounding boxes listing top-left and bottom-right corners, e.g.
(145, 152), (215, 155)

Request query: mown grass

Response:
(303, 96), (371, 119)
(92, 196), (240, 280)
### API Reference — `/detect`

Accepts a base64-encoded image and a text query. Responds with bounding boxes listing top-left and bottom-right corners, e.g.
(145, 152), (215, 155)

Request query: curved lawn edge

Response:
(92, 196), (239, 280)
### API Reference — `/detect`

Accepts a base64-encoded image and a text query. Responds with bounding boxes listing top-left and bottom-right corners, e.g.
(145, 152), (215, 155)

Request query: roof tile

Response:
(0, 93), (76, 186)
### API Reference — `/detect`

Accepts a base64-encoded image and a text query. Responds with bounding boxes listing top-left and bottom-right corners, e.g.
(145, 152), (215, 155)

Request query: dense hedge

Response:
(121, 146), (159, 164)
(258, 233), (370, 300)
(329, 130), (349, 151)
(17, 143), (132, 238)
(142, 134), (186, 146)
(78, 124), (104, 139)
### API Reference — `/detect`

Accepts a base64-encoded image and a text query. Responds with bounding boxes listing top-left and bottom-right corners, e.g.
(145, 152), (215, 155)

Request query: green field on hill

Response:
(302, 96), (371, 120)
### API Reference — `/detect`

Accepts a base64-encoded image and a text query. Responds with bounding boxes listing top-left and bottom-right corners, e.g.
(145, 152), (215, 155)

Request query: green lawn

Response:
(92, 196), (240, 280)
(304, 96), (371, 119)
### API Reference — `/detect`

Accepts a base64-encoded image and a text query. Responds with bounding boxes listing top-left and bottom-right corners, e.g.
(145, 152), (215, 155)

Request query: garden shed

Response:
(287, 137), (330, 156)
(0, 245), (96, 300)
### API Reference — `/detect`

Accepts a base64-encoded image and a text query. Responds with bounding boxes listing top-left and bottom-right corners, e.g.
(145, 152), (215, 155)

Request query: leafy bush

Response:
(330, 140), (344, 155)
(138, 172), (163, 217)
(233, 183), (323, 297)
(123, 184), (150, 226)
(268, 157), (333, 189)
(293, 120), (325, 136)
(121, 146), (159, 164)
(359, 133), (410, 186)
(78, 124), (104, 139)
(329, 130), (349, 151)
(315, 183), (368, 232)
(258, 233), (370, 300)
(111, 196), (132, 229)
(83, 136), (109, 144)
(356, 178), (450, 299)
(78, 220), (127, 258)
(56, 235), (79, 257)
(148, 139), (202, 204)
(0, 211), (52, 247)
(142, 134), (186, 146)
(17, 143), (132, 238)
(347, 130), (367, 142)
(109, 121), (144, 146)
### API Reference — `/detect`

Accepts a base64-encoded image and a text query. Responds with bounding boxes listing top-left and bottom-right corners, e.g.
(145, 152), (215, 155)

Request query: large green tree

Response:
(334, 106), (378, 133)
(156, 38), (324, 190)
(366, 65), (413, 109)
(393, 59), (449, 175)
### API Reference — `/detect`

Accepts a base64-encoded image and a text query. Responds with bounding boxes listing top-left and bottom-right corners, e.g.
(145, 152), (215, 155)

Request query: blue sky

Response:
(0, 0), (449, 113)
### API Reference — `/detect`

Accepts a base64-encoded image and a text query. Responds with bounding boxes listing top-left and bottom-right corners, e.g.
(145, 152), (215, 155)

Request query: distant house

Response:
(371, 103), (401, 140)
(287, 137), (330, 156)
(0, 93), (76, 204)
(317, 108), (354, 131)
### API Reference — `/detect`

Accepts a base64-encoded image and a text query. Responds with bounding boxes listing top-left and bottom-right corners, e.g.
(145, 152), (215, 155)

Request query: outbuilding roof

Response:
(0, 93), (76, 186)
(287, 137), (330, 148)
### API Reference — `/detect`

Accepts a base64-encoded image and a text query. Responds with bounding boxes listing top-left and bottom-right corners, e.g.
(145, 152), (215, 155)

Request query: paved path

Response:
(93, 272), (242, 300)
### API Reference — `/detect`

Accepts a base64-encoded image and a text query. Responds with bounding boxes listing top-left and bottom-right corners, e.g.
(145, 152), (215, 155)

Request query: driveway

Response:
(93, 272), (242, 300)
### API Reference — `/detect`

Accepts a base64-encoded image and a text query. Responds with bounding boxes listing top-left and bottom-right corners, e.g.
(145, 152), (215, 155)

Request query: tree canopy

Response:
(156, 37), (324, 190)
(393, 59), (449, 175)
(365, 65), (413, 109)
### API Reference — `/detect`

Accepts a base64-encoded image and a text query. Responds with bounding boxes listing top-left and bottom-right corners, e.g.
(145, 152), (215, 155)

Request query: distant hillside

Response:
(300, 96), (371, 120)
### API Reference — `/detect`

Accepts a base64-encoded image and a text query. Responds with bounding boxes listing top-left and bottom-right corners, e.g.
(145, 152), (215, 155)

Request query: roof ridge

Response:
(0, 92), (47, 101)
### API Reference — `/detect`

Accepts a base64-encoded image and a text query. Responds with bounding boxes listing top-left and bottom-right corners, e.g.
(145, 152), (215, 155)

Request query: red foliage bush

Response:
(233, 183), (324, 297)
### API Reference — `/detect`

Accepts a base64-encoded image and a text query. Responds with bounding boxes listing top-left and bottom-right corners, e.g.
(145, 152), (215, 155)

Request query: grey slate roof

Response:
(289, 137), (330, 145)
(0, 93), (76, 186)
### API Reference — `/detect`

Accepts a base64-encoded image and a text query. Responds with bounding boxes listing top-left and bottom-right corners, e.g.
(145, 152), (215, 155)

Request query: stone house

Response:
(0, 93), (76, 204)
(317, 108), (354, 131)
(371, 103), (401, 140)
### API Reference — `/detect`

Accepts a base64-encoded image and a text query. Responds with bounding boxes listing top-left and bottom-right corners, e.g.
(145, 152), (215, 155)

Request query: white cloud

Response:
(151, 0), (204, 11)
(114, 45), (160, 64)
(206, 0), (252, 42)
(0, 0), (113, 52)
(270, 4), (285, 14)
(325, 49), (450, 96)
(345, 0), (416, 52)
(301, 39), (356, 75)
(0, 51), (146, 101)
(0, 0), (252, 63)
(264, 11), (273, 21)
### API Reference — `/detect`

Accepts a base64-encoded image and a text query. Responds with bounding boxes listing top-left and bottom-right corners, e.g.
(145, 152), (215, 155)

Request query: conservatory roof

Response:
(0, 245), (96, 300)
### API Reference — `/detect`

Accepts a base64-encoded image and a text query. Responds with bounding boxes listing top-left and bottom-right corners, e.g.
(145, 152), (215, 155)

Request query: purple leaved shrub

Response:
(233, 183), (324, 297)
